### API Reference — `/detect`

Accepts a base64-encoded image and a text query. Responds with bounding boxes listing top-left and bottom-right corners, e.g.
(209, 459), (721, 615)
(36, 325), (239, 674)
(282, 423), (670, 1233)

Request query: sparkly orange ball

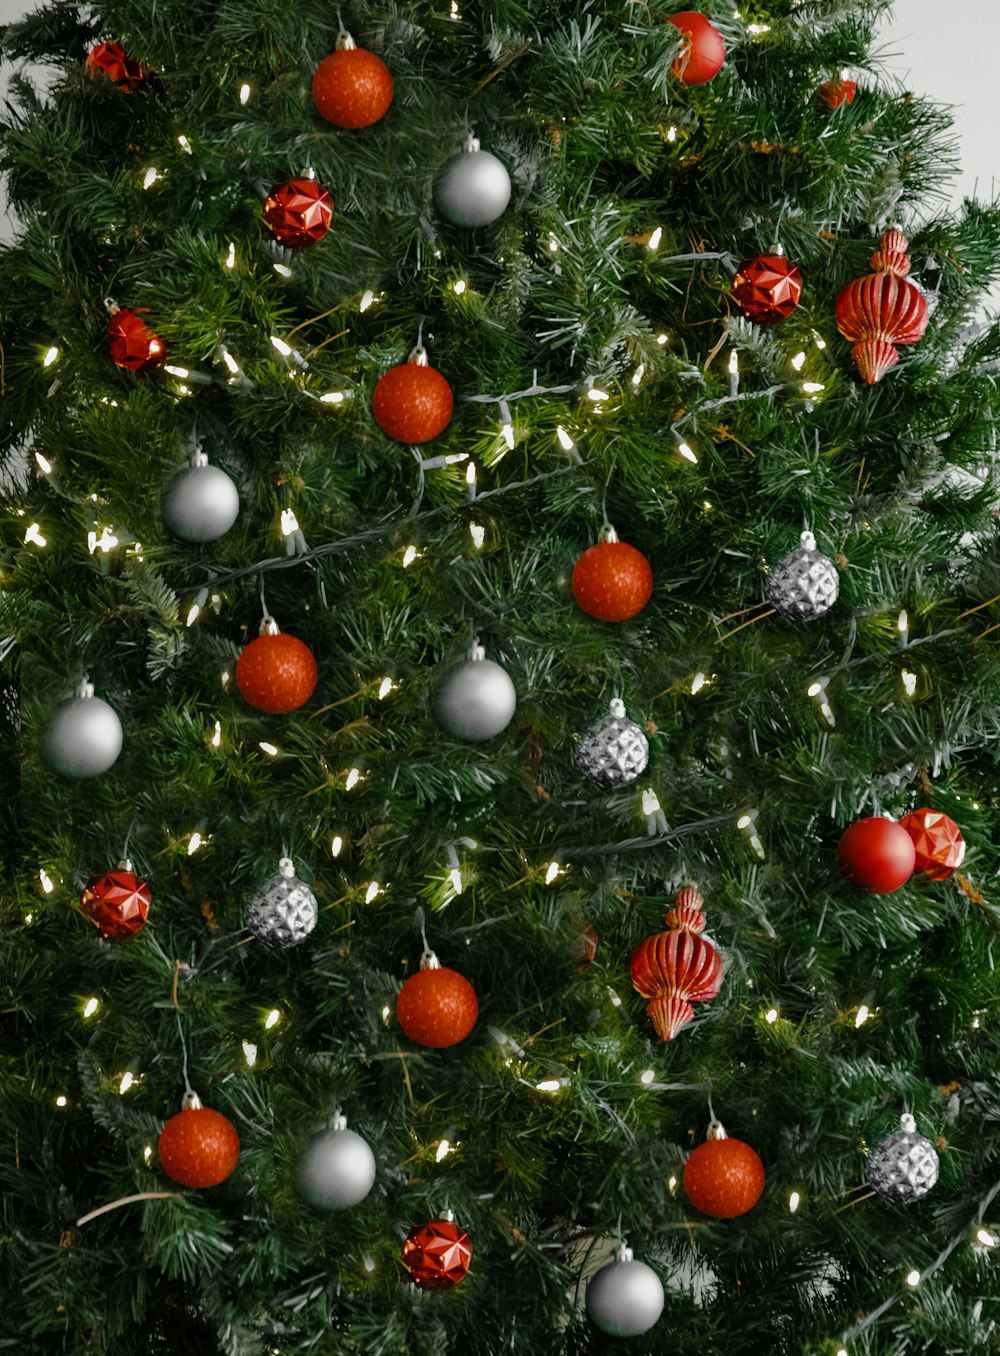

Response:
(572, 535), (652, 622)
(236, 627), (317, 714)
(312, 46), (393, 129)
(397, 955), (478, 1048)
(158, 1103), (240, 1188)
(372, 358), (454, 444)
(684, 1132), (764, 1218)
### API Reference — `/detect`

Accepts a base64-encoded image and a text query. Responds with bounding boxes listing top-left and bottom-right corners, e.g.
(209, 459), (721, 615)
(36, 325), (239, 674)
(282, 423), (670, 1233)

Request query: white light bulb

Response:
(435, 1139), (451, 1162)
(264, 1009), (281, 1030)
(55, 1095), (68, 1107)
(587, 387), (609, 401)
(666, 125), (677, 142)
(469, 523), (486, 549)
(641, 788), (661, 815)
(346, 767), (361, 790)
(788, 1190), (800, 1212)
(144, 1144), (153, 1162)
(677, 441), (697, 463)
(765, 1008), (778, 1024)
(802, 381), (825, 394)
(647, 226), (662, 251)
(320, 390), (345, 404)
(331, 835), (343, 857)
(119, 1071), (134, 1094)
(453, 279), (467, 295)
(640, 1069), (655, 1085)
(544, 862), (560, 884)
(224, 241), (236, 269)
(656, 333), (668, 345)
(39, 868), (54, 893)
(501, 422), (515, 449)
(259, 741), (279, 756)
(83, 997), (99, 1018)
(402, 545), (419, 566)
(976, 1228), (997, 1247)
(242, 1040), (258, 1066)
(905, 1269), (920, 1288)
(270, 336), (292, 357)
(901, 670), (917, 697)
(898, 610), (908, 633)
(164, 365), (189, 379)
(447, 867), (463, 895)
(24, 523), (47, 547)
(186, 602), (201, 627)
(556, 425), (575, 451)
(791, 351), (806, 371)
(273, 263), (293, 279)
(691, 672), (706, 695)
(360, 289), (375, 311)
(536, 1079), (562, 1093)
(239, 82), (251, 104)
(177, 134), (192, 154)
(222, 349), (240, 375)
(280, 508), (299, 536)
(142, 167), (160, 189)
(378, 677), (394, 700)
(42, 346), (59, 367)
(855, 1004), (870, 1027)
(210, 721), (222, 747)
(35, 451), (53, 473)
(364, 881), (381, 904)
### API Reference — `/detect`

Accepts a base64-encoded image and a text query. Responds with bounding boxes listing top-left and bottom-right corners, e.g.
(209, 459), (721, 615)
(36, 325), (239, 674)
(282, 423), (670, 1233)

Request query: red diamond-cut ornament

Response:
(263, 178), (334, 248)
(732, 254), (802, 325)
(401, 1216), (472, 1290)
(108, 308), (166, 371)
(899, 808), (966, 880)
(818, 79), (857, 109)
(80, 869), (150, 940)
(85, 41), (144, 91)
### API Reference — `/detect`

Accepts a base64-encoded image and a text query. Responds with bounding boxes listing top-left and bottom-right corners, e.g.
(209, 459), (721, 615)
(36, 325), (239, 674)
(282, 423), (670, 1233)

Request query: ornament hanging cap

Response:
(117, 858), (133, 872)
(467, 641), (486, 662)
(665, 884), (706, 933)
(899, 1112), (917, 1133)
(336, 27), (357, 50)
(419, 948), (442, 971)
(330, 1108), (348, 1131)
(463, 132), (481, 153)
(608, 697), (626, 718)
(705, 1119), (728, 1141)
(181, 1089), (203, 1111)
(439, 1207), (455, 1222)
(76, 677), (96, 699)
(259, 615), (281, 636)
(870, 227), (911, 277)
(191, 447), (209, 468)
(407, 344), (430, 366)
(614, 1241), (634, 1263)
(799, 530), (817, 551)
(598, 524), (619, 544)
(277, 856), (296, 877)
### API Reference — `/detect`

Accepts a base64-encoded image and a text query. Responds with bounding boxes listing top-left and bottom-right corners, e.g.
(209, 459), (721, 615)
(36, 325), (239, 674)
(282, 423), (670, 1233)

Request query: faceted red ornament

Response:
(312, 34), (393, 129)
(732, 254), (803, 325)
(401, 1213), (472, 1289)
(236, 618), (317, 714)
(572, 922), (599, 971)
(108, 306), (166, 371)
(818, 79), (857, 109)
(899, 808), (966, 880)
(836, 227), (929, 383)
(631, 885), (723, 1040)
(572, 527), (653, 623)
(80, 865), (150, 940)
(158, 1093), (240, 1188)
(667, 12), (726, 86)
(838, 816), (915, 894)
(85, 41), (144, 91)
(372, 346), (454, 444)
(684, 1123), (765, 1218)
(396, 950), (478, 1048)
(263, 177), (333, 248)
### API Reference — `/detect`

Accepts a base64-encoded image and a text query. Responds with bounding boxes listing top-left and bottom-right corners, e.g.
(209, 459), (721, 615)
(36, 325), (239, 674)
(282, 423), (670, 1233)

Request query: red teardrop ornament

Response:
(836, 228), (928, 383)
(631, 885), (723, 1040)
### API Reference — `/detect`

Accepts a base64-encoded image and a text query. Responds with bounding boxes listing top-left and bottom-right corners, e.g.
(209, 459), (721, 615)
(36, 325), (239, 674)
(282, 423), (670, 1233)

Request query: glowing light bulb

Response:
(364, 881), (381, 904)
(608, 988), (622, 1007)
(39, 869), (54, 893)
(346, 767), (361, 790)
(855, 1004), (870, 1027)
(641, 788), (661, 815)
(402, 545), (419, 567)
(381, 1005), (391, 1024)
(264, 1009), (281, 1030)
(656, 333), (668, 345)
(210, 721), (222, 748)
(239, 83), (251, 104)
(587, 386), (609, 401)
(556, 426), (575, 451)
(640, 1069), (655, 1086)
(35, 451), (53, 473)
(331, 835), (344, 857)
(536, 1079), (562, 1093)
(791, 351), (806, 371)
(242, 1040), (258, 1067)
(55, 1095), (67, 1107)
(259, 741), (279, 756)
(728, 349), (739, 375)
(647, 226), (662, 251)
(677, 441), (697, 464)
(177, 134), (192, 154)
(977, 1228), (997, 1247)
(737, 814), (753, 830)
(83, 998), (99, 1018)
(544, 862), (561, 884)
(142, 167), (161, 189)
(765, 1008), (778, 1024)
(144, 1144), (153, 1163)
(905, 1269), (920, 1288)
(280, 508), (300, 536)
(165, 365), (189, 379)
(224, 241), (236, 268)
(631, 363), (645, 387)
(447, 868), (463, 895)
(548, 232), (559, 252)
(270, 335), (292, 357)
(273, 263), (293, 279)
(320, 390), (345, 404)
(378, 677), (394, 700)
(802, 381), (825, 394)
(898, 610), (908, 633)
(668, 1175), (678, 1190)
(119, 1072), (134, 1094)
(901, 670), (917, 697)
(453, 279), (467, 295)
(666, 125), (677, 142)
(691, 672), (707, 694)
(788, 1191), (800, 1213)
(435, 1139), (451, 1162)
(221, 349), (240, 375)
(187, 832), (203, 855)
(42, 346), (59, 367)
(501, 422), (515, 449)
(470, 523), (486, 549)
(24, 523), (46, 547)
(186, 602), (201, 627)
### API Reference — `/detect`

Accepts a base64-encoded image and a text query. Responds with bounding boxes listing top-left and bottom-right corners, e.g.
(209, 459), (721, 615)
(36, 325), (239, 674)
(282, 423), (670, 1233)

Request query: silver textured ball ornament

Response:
(296, 1112), (377, 1210)
(766, 530), (839, 620)
(586, 1243), (665, 1338)
(432, 643), (516, 741)
(244, 857), (317, 947)
(576, 698), (649, 787)
(43, 680), (123, 778)
(162, 449), (240, 543)
(866, 1113), (939, 1202)
(433, 133), (512, 228)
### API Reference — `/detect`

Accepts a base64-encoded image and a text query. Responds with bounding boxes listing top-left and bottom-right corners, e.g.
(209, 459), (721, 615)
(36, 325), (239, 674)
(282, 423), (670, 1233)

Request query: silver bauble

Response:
(432, 644), (517, 741)
(766, 530), (839, 620)
(244, 857), (317, 947)
(586, 1245), (665, 1338)
(43, 682), (123, 778)
(866, 1113), (939, 1202)
(162, 449), (240, 543)
(433, 134), (512, 228)
(576, 698), (649, 787)
(296, 1113), (377, 1210)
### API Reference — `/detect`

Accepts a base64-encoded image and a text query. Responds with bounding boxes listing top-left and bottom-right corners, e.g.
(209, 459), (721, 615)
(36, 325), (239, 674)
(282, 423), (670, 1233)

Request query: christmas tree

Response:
(3, 1), (1000, 1352)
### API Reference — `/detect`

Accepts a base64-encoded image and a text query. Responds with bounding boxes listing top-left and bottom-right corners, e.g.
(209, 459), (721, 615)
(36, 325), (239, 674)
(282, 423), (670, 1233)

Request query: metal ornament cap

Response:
(295, 1117), (377, 1210)
(866, 1113), (940, 1202)
(433, 137), (512, 228)
(432, 646), (516, 741)
(162, 451), (240, 543)
(585, 1247), (665, 1338)
(576, 698), (649, 788)
(43, 683), (124, 778)
(766, 531), (840, 620)
(244, 857), (318, 947)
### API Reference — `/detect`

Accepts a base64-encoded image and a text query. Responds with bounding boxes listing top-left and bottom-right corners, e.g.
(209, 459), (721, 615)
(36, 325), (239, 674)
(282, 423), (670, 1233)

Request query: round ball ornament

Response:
(839, 817), (915, 894)
(372, 344), (453, 444)
(401, 1210), (472, 1290)
(296, 1111), (376, 1210)
(667, 12), (726, 86)
(899, 808), (966, 880)
(244, 857), (317, 947)
(263, 175), (333, 249)
(434, 133), (511, 228)
(107, 303), (166, 371)
(44, 680), (123, 778)
(572, 526), (653, 623)
(85, 40), (144, 90)
(162, 449), (239, 543)
(866, 1113), (939, 1202)
(80, 860), (150, 940)
(236, 617), (317, 714)
(158, 1091), (240, 1188)
(818, 79), (857, 109)
(396, 949), (478, 1049)
(766, 530), (840, 620)
(631, 886), (723, 1041)
(312, 30), (393, 129)
(432, 643), (516, 741)
(732, 252), (803, 325)
(586, 1242), (665, 1338)
(576, 698), (649, 788)
(684, 1121), (765, 1219)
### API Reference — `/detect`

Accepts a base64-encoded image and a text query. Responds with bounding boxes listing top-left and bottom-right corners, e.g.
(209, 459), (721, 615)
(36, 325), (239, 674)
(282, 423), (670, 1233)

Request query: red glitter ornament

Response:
(667, 12), (726, 86)
(236, 617), (317, 714)
(85, 41), (144, 91)
(899, 808), (966, 880)
(838, 816), (915, 894)
(80, 862), (150, 940)
(631, 885), (723, 1040)
(312, 31), (393, 129)
(572, 526), (652, 623)
(372, 345), (454, 444)
(836, 227), (929, 383)
(107, 305), (166, 371)
(684, 1122), (765, 1218)
(401, 1211), (472, 1289)
(263, 176), (333, 248)
(396, 949), (478, 1049)
(732, 254), (803, 325)
(158, 1091), (240, 1188)
(818, 79), (857, 109)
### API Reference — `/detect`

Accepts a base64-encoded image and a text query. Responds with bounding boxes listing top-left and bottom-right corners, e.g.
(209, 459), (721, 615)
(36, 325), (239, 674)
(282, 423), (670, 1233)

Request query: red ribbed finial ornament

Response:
(835, 228), (928, 384)
(630, 886), (723, 1041)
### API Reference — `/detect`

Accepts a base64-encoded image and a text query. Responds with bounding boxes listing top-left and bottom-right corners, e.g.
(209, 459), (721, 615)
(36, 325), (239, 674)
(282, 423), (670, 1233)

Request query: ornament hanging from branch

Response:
(432, 642), (517, 741)
(85, 41), (144, 91)
(433, 133), (511, 228)
(766, 530), (839, 620)
(576, 698), (649, 788)
(732, 251), (802, 325)
(263, 174), (334, 249)
(396, 948), (478, 1048)
(667, 12), (725, 86)
(898, 808), (966, 880)
(838, 816), (915, 894)
(80, 861), (150, 940)
(401, 1211), (472, 1289)
(312, 29), (393, 128)
(162, 448), (239, 543)
(572, 526), (652, 622)
(631, 885), (723, 1040)
(585, 1242), (665, 1338)
(107, 302), (166, 371)
(866, 1113), (939, 1202)
(43, 678), (123, 778)
(296, 1111), (376, 1210)
(818, 79), (857, 109)
(244, 857), (317, 947)
(836, 227), (928, 383)
(158, 1090), (240, 1188)
(684, 1120), (765, 1218)
(372, 343), (454, 444)
(236, 616), (317, 714)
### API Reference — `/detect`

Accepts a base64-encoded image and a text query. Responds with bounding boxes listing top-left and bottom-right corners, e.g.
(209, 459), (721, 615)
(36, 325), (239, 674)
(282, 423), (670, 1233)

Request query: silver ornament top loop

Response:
(467, 642), (486, 662)
(419, 948), (441, 971)
(302, 166), (316, 180)
(103, 297), (119, 315)
(799, 530), (817, 551)
(336, 28), (356, 50)
(614, 1242), (634, 1264)
(76, 678), (95, 699)
(260, 615), (280, 636)
(278, 857), (296, 878)
(330, 1109), (348, 1131)
(439, 1207), (455, 1223)
(772, 242), (785, 256)
(599, 524), (619, 544)
(900, 1112), (917, 1133)
(191, 448), (208, 468)
(705, 1119), (728, 1141)
(407, 344), (430, 367)
(118, 858), (133, 872)
(181, 1089), (203, 1111)
(609, 698), (626, 719)
(463, 132), (481, 153)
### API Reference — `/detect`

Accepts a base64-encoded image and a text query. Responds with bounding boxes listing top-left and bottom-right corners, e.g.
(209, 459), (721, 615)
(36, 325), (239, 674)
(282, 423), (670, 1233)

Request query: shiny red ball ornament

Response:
(631, 886), (723, 1041)
(80, 862), (150, 940)
(158, 1092), (240, 1188)
(836, 227), (928, 383)
(899, 808), (966, 880)
(312, 31), (393, 129)
(838, 816), (915, 893)
(401, 1212), (472, 1289)
(107, 305), (166, 371)
(236, 617), (317, 714)
(667, 12), (726, 86)
(372, 345), (454, 444)
(572, 526), (653, 622)
(732, 254), (803, 325)
(263, 177), (333, 248)
(396, 949), (478, 1049)
(684, 1123), (765, 1218)
(85, 41), (144, 91)
(818, 79), (857, 109)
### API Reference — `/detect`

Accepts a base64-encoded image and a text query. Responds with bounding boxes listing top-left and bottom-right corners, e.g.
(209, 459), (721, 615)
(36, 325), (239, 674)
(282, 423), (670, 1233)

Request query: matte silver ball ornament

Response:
(162, 449), (240, 543)
(43, 680), (123, 778)
(433, 133), (512, 228)
(244, 857), (317, 947)
(432, 643), (517, 741)
(866, 1113), (939, 1202)
(576, 698), (649, 787)
(296, 1112), (377, 1210)
(585, 1243), (665, 1338)
(766, 530), (839, 620)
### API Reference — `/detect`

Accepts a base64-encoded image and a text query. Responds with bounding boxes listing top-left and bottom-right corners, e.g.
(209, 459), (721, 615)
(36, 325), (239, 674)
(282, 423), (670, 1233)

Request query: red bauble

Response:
(396, 950), (478, 1048)
(684, 1125), (765, 1218)
(372, 347), (454, 444)
(85, 41), (144, 90)
(572, 922), (599, 971)
(263, 177), (333, 248)
(236, 619), (317, 714)
(836, 228), (928, 383)
(818, 79), (857, 109)
(838, 817), (915, 893)
(631, 886), (723, 1040)
(732, 254), (803, 325)
(312, 37), (393, 129)
(158, 1094), (240, 1188)
(80, 864), (150, 940)
(572, 528), (652, 622)
(667, 12), (726, 86)
(401, 1214), (472, 1289)
(108, 307), (166, 371)
(899, 808), (966, 880)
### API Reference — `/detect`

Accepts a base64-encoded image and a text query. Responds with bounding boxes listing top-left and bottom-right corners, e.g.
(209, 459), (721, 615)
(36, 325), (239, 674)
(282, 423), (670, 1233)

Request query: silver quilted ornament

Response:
(576, 699), (649, 788)
(244, 857), (317, 947)
(766, 530), (839, 620)
(866, 1113), (939, 1202)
